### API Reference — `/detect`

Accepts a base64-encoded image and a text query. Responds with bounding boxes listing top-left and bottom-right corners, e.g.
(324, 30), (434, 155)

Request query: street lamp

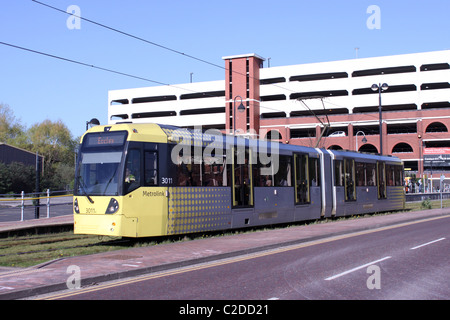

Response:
(371, 83), (388, 154)
(355, 131), (367, 152)
(86, 118), (100, 131)
(233, 96), (245, 135)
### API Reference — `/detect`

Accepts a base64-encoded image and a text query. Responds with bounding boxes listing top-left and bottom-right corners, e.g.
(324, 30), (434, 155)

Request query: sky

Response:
(1, 0), (449, 139)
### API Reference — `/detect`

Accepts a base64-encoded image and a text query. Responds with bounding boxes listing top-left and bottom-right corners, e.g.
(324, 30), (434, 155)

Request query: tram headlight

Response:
(106, 198), (119, 214)
(74, 198), (80, 214)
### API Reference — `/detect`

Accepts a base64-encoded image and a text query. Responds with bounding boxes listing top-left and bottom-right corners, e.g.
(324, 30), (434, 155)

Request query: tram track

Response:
(0, 232), (131, 268)
(0, 238), (129, 258)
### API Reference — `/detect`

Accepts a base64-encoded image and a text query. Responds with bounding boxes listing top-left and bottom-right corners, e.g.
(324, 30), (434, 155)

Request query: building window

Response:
(132, 95), (177, 103)
(110, 99), (129, 105)
(264, 130), (282, 140)
(392, 143), (413, 153)
(179, 107), (225, 116)
(290, 72), (348, 82)
(180, 91), (225, 100)
(131, 111), (176, 119)
(421, 82), (450, 90)
(260, 77), (286, 85)
(387, 123), (417, 135)
(352, 65), (416, 77)
(425, 122), (448, 133)
(420, 63), (450, 71)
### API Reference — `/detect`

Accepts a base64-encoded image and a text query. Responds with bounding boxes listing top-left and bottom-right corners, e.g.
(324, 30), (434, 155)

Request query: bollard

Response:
(47, 189), (50, 218)
(21, 191), (24, 222)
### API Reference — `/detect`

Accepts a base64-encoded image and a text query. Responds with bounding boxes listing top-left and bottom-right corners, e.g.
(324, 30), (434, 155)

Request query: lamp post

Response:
(371, 83), (388, 154)
(233, 96), (245, 135)
(355, 131), (367, 152)
(86, 118), (100, 131)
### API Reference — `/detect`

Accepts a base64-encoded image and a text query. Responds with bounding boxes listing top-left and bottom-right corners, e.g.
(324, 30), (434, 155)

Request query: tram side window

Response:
(203, 151), (226, 186)
(174, 146), (191, 186)
(334, 160), (344, 187)
(309, 157), (320, 187)
(356, 162), (365, 186)
(395, 165), (404, 186)
(258, 155), (292, 187)
(386, 164), (403, 186)
(144, 151), (157, 186)
(191, 147), (202, 186)
(366, 163), (376, 186)
(356, 162), (376, 186)
(174, 146), (201, 186)
(258, 156), (274, 187)
(173, 144), (227, 187)
(274, 155), (292, 187)
(344, 159), (356, 201)
(377, 161), (387, 199)
(295, 154), (309, 204)
(124, 149), (141, 194)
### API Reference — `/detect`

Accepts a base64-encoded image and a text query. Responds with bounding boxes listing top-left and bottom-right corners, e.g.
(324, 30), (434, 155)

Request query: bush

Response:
(421, 199), (432, 210)
(0, 162), (35, 194)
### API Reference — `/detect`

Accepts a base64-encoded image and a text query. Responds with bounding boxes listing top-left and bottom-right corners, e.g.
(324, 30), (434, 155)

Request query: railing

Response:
(0, 190), (73, 222)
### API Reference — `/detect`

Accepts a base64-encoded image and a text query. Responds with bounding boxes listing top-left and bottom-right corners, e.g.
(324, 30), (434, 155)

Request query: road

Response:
(44, 215), (450, 300)
(0, 196), (72, 222)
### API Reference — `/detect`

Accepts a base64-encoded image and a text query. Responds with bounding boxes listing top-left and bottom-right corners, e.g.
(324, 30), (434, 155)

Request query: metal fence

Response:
(0, 190), (73, 222)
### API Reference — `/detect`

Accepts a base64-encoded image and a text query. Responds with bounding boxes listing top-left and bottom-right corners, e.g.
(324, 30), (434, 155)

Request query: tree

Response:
(27, 119), (77, 167)
(0, 105), (78, 193)
(0, 103), (27, 146)
(26, 119), (77, 191)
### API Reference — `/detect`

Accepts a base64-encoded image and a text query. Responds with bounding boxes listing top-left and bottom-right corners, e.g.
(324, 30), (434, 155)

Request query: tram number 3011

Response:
(161, 177), (173, 185)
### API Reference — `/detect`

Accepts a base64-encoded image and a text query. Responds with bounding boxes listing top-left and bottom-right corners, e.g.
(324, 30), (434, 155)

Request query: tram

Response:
(73, 123), (405, 238)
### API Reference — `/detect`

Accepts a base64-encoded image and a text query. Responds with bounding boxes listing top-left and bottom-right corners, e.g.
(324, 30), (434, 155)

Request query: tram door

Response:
(232, 147), (253, 207)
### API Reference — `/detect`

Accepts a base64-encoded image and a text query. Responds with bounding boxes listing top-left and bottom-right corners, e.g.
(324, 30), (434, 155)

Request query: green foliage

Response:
(0, 162), (35, 194)
(421, 199), (432, 210)
(0, 103), (27, 145)
(0, 103), (78, 194)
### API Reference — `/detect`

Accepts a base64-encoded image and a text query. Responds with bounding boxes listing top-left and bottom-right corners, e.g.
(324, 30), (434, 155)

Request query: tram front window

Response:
(76, 151), (123, 196)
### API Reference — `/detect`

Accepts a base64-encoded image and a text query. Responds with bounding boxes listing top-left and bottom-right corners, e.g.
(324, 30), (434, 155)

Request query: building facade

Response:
(0, 143), (43, 167)
(108, 50), (450, 190)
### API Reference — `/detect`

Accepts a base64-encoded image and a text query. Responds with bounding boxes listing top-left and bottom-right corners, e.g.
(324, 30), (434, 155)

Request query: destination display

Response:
(85, 131), (127, 147)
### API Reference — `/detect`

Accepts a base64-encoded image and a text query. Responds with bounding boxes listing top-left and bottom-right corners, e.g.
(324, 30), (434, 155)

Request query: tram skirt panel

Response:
(167, 187), (232, 235)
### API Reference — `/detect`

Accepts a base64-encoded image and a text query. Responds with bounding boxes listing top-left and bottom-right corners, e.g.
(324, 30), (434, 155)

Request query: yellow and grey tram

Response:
(73, 123), (404, 237)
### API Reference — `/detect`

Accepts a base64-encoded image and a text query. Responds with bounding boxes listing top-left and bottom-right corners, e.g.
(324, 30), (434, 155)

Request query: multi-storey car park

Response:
(107, 50), (450, 192)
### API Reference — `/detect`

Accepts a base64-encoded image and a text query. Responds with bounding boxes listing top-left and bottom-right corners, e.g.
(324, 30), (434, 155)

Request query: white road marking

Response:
(122, 264), (140, 268)
(0, 286), (14, 291)
(325, 256), (392, 281)
(410, 237), (446, 250)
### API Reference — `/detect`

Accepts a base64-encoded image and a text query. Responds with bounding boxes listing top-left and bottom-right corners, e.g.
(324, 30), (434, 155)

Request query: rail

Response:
(0, 190), (73, 221)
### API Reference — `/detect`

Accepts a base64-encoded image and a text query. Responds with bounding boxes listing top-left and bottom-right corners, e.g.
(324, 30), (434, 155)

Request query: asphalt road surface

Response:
(46, 214), (450, 300)
(0, 196), (72, 222)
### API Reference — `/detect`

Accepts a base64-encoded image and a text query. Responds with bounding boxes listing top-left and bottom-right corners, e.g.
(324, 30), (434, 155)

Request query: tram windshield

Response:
(75, 131), (127, 197)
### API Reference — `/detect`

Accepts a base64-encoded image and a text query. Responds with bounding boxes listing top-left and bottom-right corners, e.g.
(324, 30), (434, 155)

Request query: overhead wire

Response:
(27, 0), (436, 142)
(31, 0), (316, 115)
(0, 41), (169, 86)
(31, 0), (225, 71)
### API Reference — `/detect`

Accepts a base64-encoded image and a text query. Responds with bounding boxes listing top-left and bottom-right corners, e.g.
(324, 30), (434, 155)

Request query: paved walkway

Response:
(0, 209), (449, 299)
